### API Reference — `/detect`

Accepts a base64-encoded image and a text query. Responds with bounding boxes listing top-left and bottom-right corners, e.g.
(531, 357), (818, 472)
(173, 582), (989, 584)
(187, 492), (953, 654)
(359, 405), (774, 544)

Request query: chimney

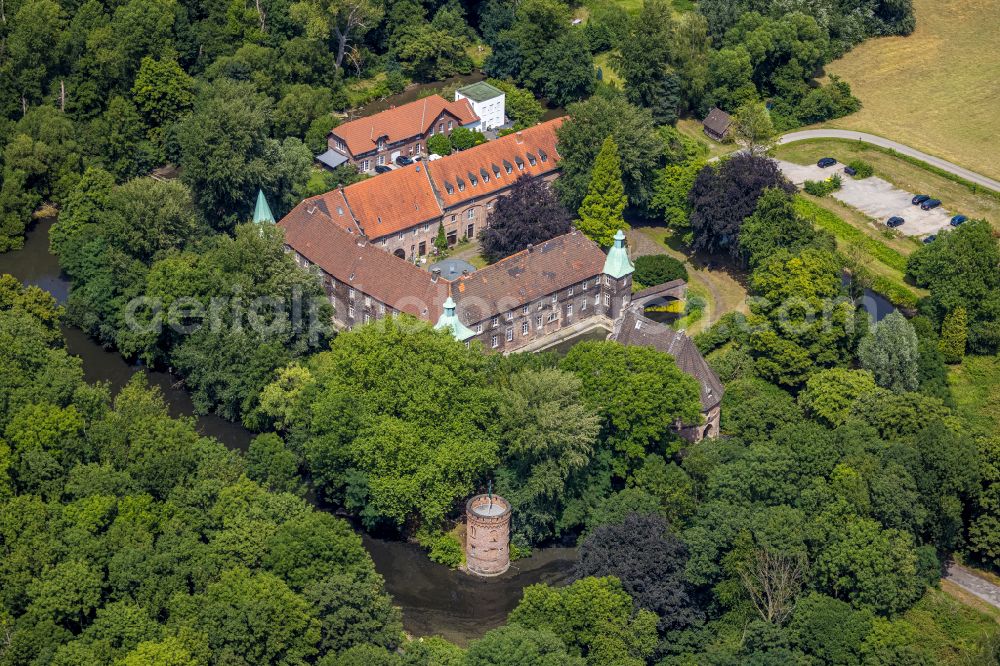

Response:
(432, 268), (441, 283)
(515, 131), (524, 144)
(527, 243), (533, 253)
(462, 269), (469, 276)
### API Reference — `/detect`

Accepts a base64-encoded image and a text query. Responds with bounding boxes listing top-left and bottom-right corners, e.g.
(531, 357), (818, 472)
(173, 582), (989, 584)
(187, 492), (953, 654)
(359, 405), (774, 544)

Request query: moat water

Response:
(0, 217), (577, 645)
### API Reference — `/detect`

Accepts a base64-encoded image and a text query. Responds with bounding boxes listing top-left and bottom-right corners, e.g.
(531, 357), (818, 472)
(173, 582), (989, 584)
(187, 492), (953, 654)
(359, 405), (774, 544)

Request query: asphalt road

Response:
(946, 563), (1000, 609)
(777, 130), (1000, 192)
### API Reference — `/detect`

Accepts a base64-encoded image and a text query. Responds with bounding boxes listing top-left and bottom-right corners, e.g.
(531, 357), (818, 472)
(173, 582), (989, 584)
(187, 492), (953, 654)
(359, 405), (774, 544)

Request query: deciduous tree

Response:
(857, 311), (920, 392)
(480, 177), (572, 263)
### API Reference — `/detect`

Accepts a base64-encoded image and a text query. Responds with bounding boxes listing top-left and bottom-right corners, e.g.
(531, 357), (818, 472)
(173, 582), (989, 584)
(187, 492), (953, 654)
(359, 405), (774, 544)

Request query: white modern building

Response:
(455, 82), (506, 132)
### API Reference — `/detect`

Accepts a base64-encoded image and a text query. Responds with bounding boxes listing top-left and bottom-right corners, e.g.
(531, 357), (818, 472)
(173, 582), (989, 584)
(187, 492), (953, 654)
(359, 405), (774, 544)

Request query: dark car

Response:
(844, 165), (857, 176)
(886, 216), (905, 228)
(950, 214), (968, 226)
(911, 194), (931, 205)
(374, 165), (392, 174)
(923, 235), (936, 244)
(817, 157), (837, 168)
(921, 198), (942, 210)
(395, 155), (413, 166)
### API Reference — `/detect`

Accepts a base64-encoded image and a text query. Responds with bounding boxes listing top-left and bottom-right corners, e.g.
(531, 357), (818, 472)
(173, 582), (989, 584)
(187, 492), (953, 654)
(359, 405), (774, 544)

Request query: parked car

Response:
(921, 198), (942, 210)
(843, 165), (857, 176)
(395, 155), (413, 166)
(817, 157), (836, 168)
(950, 214), (968, 226)
(923, 235), (936, 244)
(374, 165), (392, 174)
(886, 216), (905, 228)
(911, 194), (931, 205)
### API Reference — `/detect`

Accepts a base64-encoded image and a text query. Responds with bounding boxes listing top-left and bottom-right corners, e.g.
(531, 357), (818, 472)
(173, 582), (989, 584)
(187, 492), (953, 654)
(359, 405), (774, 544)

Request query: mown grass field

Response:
(773, 139), (1000, 230)
(821, 0), (1000, 180)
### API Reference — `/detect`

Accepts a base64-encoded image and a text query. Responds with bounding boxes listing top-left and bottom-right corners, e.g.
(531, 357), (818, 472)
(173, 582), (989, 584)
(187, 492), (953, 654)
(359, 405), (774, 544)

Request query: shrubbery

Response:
(804, 174), (842, 196)
(633, 254), (689, 290)
(848, 159), (874, 178)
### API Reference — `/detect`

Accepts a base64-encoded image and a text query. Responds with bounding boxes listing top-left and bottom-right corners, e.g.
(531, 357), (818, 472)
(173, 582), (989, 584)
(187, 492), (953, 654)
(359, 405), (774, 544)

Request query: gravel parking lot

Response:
(778, 160), (953, 237)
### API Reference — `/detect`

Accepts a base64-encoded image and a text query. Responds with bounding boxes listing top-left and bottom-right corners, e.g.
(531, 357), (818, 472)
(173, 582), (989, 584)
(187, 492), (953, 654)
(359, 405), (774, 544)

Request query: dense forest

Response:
(6, 0), (1000, 662)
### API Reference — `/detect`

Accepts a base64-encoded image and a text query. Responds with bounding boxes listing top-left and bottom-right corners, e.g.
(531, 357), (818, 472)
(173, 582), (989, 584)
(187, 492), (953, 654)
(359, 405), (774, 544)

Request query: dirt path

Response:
(629, 228), (748, 333)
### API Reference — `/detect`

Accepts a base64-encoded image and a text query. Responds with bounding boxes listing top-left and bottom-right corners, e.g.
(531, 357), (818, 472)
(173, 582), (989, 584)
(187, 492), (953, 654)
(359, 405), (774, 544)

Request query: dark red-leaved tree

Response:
(687, 153), (795, 259)
(576, 512), (702, 632)
(480, 177), (572, 263)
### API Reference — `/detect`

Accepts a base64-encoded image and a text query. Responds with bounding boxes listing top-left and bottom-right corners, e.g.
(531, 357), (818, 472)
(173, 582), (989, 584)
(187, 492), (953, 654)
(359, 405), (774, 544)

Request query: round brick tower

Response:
(465, 494), (511, 577)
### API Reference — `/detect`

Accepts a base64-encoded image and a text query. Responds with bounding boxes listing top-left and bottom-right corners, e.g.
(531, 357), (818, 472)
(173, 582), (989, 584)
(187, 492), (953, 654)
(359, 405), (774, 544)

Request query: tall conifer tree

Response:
(577, 135), (627, 246)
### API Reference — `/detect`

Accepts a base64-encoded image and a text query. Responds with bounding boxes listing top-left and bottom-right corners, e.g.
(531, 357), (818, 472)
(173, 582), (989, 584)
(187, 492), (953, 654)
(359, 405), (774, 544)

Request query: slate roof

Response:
(612, 305), (724, 411)
(452, 229), (606, 324)
(426, 119), (564, 209)
(278, 200), (449, 321)
(702, 107), (733, 136)
(331, 96), (478, 157)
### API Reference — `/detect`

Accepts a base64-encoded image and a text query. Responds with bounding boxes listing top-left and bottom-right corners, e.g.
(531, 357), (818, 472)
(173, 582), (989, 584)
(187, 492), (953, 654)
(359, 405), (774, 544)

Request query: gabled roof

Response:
(703, 107), (733, 135)
(452, 229), (606, 323)
(278, 200), (449, 321)
(611, 306), (724, 410)
(339, 164), (442, 239)
(331, 96), (479, 156)
(426, 119), (564, 209)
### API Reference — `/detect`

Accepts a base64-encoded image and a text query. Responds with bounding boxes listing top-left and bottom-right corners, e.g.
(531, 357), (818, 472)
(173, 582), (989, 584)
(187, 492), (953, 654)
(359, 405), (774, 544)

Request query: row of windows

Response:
(440, 151), (547, 196)
(358, 143), (424, 172)
(482, 293), (611, 342)
(429, 118), (455, 135)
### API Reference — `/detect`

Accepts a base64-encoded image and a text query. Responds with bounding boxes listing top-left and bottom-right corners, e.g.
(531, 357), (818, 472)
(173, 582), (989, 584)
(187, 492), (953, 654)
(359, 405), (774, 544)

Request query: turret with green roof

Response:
(253, 189), (275, 224)
(435, 296), (476, 342)
(603, 229), (634, 278)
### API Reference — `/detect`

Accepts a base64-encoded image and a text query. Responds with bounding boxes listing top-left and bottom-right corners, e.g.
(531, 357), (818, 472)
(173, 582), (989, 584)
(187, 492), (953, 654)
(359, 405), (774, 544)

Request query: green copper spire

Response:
(435, 296), (476, 341)
(253, 189), (275, 224)
(602, 229), (634, 278)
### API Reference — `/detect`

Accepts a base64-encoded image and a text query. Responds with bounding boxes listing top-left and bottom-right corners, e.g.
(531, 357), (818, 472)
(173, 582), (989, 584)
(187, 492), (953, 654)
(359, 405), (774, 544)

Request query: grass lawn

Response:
(594, 52), (623, 87)
(772, 139), (1000, 230)
(820, 0), (1000, 181)
(676, 118), (734, 160)
(635, 227), (749, 334)
(948, 355), (1000, 439)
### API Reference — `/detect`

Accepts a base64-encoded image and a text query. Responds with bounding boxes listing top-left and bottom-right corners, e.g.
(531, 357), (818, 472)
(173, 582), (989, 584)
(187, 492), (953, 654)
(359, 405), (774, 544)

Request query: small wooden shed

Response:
(702, 107), (733, 141)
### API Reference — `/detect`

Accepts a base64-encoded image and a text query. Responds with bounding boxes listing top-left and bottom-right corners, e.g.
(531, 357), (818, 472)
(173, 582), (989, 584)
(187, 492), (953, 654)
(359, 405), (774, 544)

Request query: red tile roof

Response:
(339, 164), (443, 239)
(452, 229), (606, 323)
(278, 200), (450, 321)
(426, 118), (564, 209)
(332, 96), (478, 157)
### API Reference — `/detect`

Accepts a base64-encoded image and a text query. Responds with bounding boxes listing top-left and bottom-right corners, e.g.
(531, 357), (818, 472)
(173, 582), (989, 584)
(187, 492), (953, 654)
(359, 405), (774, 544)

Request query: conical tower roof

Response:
(603, 229), (634, 278)
(435, 296), (476, 341)
(253, 189), (275, 224)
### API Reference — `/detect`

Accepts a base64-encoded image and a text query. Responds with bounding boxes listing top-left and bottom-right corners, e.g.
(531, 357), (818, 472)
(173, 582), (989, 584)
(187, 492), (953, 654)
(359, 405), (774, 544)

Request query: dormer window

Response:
(378, 139), (386, 151)
(445, 181), (455, 195)
(515, 156), (524, 170)
(492, 164), (501, 177)
(527, 153), (537, 166)
(468, 172), (478, 186)
(538, 149), (548, 162)
(457, 178), (466, 192)
(336, 206), (344, 215)
(503, 160), (513, 174)
(480, 168), (490, 182)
